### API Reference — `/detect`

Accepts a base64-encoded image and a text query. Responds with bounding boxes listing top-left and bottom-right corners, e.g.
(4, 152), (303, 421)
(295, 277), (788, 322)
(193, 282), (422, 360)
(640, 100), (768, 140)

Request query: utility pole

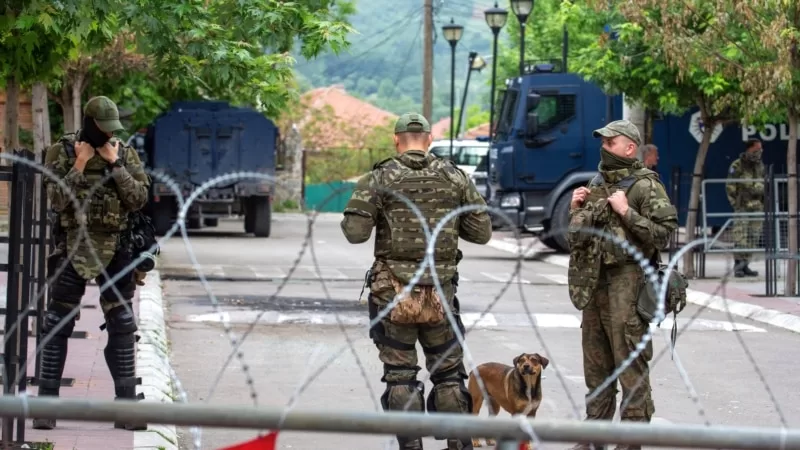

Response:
(422, 0), (433, 121)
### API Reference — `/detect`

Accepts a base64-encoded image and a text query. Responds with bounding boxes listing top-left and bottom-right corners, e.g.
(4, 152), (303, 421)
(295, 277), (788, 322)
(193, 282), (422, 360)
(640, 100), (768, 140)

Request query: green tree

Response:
(491, 0), (607, 95)
(625, 0), (800, 288)
(569, 2), (746, 277)
(0, 0), (92, 151)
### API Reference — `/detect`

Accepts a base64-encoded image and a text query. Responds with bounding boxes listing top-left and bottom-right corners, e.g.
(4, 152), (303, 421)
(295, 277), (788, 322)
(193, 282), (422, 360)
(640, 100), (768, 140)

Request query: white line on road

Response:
(250, 266), (286, 279)
(537, 273), (568, 285)
(480, 272), (531, 284)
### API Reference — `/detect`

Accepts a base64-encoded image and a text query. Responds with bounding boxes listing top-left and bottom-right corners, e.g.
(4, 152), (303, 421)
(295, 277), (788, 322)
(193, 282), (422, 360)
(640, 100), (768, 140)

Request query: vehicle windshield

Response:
(494, 88), (519, 140)
(430, 145), (489, 166)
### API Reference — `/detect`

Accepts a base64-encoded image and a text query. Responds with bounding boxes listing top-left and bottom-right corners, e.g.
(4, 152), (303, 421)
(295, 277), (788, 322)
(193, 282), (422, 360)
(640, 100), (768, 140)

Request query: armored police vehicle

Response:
(142, 101), (279, 237)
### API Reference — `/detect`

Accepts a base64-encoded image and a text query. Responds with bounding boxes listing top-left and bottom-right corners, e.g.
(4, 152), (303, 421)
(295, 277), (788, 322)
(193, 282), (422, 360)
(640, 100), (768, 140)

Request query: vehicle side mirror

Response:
(525, 113), (539, 138)
(526, 92), (540, 112)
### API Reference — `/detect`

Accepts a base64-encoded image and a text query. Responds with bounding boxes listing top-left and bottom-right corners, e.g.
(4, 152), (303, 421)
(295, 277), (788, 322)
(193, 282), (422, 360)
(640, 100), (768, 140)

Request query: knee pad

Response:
(427, 366), (472, 415)
(50, 265), (87, 305)
(381, 379), (425, 413)
(41, 307), (76, 339)
(103, 305), (139, 335)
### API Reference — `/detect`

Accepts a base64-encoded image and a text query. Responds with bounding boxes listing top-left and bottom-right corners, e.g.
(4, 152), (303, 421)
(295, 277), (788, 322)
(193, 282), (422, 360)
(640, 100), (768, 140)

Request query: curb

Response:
(134, 270), (179, 450)
(487, 238), (800, 335)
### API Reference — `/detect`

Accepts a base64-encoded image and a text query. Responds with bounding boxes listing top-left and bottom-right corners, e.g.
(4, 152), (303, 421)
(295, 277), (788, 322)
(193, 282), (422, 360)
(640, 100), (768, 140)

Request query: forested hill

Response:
(292, 0), (505, 123)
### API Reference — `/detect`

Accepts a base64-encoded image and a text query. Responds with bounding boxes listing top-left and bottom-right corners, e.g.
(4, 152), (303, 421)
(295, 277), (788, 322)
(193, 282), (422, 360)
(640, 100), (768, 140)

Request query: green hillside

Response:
(292, 0), (506, 126)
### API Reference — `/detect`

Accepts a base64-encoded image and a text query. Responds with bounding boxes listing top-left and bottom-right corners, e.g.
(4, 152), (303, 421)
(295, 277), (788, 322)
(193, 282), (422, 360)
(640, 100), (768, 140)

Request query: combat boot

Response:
(733, 260), (746, 278)
(113, 376), (147, 430)
(742, 263), (759, 277)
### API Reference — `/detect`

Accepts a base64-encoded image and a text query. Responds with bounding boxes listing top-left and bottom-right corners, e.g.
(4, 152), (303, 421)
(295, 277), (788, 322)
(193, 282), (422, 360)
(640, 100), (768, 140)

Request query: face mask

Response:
(81, 116), (110, 148)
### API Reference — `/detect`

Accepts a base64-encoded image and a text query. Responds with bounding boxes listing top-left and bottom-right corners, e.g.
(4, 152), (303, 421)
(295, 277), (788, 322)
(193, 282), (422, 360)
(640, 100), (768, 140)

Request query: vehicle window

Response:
(430, 145), (487, 166)
(454, 146), (488, 166)
(496, 89), (519, 137)
(527, 93), (576, 131)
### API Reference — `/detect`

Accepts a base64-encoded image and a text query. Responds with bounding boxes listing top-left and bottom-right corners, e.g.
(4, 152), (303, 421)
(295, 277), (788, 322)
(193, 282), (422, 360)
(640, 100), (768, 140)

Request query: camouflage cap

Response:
(84, 96), (125, 133)
(394, 113), (431, 134)
(592, 119), (641, 146)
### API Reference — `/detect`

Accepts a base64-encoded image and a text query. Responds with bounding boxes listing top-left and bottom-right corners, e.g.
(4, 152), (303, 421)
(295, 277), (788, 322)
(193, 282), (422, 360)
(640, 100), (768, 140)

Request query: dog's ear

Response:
(513, 353), (524, 366)
(535, 353), (549, 369)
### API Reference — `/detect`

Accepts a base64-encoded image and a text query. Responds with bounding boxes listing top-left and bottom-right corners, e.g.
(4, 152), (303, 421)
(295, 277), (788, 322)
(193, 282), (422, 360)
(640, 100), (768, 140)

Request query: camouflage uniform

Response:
(35, 96), (150, 431)
(726, 151), (764, 277)
(341, 113), (492, 450)
(566, 121), (678, 450)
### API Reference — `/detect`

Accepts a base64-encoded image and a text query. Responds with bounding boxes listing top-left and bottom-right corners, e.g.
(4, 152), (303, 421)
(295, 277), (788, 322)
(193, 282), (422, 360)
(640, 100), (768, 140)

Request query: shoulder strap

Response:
(588, 174), (603, 187)
(59, 134), (77, 159)
(373, 156), (396, 171)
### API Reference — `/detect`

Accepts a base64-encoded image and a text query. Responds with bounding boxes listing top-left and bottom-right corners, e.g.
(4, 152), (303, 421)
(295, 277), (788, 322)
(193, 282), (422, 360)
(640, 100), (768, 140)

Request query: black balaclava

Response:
(81, 115), (111, 148)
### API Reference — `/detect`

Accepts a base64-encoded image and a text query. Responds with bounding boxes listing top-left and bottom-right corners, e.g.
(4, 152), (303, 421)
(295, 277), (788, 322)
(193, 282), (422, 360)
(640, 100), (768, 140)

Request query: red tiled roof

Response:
(462, 122), (490, 139)
(296, 85), (398, 150)
(431, 117), (451, 140)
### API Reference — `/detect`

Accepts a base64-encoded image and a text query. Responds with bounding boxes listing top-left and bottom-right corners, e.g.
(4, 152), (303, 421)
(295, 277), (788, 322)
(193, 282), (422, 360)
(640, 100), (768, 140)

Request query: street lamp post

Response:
(510, 0), (534, 76)
(456, 52), (487, 138)
(442, 17), (463, 162)
(484, 2), (508, 140)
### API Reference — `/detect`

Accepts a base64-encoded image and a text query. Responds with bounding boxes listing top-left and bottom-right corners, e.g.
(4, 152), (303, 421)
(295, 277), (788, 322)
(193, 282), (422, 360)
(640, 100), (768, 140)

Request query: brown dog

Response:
(467, 353), (549, 448)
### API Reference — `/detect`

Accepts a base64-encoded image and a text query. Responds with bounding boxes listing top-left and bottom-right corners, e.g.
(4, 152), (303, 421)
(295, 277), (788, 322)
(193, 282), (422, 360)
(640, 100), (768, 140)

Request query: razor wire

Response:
(0, 149), (793, 449)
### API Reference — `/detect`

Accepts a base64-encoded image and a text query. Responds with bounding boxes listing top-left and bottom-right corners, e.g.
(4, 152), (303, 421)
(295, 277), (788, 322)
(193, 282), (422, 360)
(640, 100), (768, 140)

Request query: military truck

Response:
(142, 101), (279, 237)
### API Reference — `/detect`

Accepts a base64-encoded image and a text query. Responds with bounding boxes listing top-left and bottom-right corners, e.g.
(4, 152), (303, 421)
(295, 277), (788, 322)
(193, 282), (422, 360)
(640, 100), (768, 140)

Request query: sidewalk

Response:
(0, 270), (177, 450)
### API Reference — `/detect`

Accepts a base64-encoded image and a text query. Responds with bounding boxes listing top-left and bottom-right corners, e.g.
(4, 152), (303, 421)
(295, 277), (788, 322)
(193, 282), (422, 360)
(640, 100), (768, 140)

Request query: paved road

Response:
(160, 214), (800, 450)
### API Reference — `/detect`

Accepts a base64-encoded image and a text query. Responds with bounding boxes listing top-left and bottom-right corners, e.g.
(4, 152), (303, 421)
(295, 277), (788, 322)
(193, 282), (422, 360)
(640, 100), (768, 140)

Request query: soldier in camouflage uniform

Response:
(34, 96), (151, 431)
(341, 113), (492, 450)
(566, 120), (678, 450)
(725, 139), (764, 277)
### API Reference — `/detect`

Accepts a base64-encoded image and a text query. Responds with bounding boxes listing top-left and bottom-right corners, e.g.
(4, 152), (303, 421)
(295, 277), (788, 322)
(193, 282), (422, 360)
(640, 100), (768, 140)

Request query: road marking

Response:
(209, 265), (225, 277)
(538, 273), (568, 285)
(461, 313), (498, 327)
(251, 266), (286, 279)
(183, 310), (766, 332)
(481, 272), (531, 284)
(533, 313), (582, 328)
(302, 266), (348, 279)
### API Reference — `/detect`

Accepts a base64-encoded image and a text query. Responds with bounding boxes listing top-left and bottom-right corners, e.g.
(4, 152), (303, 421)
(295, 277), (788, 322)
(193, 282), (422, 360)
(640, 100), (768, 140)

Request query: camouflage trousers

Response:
(47, 248), (137, 316)
(368, 272), (470, 406)
(732, 212), (763, 262)
(580, 264), (654, 423)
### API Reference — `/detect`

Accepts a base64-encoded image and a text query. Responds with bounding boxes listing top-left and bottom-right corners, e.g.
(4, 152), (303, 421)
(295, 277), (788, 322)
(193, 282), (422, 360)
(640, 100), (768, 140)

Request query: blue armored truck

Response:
(487, 63), (794, 253)
(142, 101), (279, 237)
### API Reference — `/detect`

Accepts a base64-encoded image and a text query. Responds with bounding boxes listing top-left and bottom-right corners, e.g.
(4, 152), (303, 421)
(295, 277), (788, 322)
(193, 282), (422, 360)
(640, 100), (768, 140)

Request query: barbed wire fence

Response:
(0, 147), (797, 450)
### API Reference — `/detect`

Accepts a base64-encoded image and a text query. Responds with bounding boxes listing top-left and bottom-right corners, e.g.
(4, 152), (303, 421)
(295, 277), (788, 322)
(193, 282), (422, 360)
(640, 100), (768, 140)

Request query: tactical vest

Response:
(57, 133), (129, 234)
(586, 169), (660, 266)
(373, 156), (461, 285)
(567, 168), (659, 310)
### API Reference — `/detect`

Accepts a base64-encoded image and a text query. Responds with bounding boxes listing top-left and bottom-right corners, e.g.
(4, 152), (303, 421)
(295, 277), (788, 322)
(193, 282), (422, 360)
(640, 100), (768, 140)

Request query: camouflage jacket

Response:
(566, 163), (678, 310)
(726, 154), (765, 211)
(340, 149), (492, 285)
(44, 131), (151, 280)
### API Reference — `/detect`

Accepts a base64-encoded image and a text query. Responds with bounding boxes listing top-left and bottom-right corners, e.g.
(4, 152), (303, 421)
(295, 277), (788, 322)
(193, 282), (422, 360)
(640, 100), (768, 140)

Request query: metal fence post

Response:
(765, 165), (777, 296)
(669, 166), (680, 262)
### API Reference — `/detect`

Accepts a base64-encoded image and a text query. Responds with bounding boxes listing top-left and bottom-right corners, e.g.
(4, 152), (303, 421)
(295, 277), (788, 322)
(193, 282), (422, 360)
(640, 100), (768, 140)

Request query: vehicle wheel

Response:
(244, 199), (255, 233)
(152, 203), (173, 236)
(204, 218), (218, 227)
(187, 218), (202, 229)
(252, 197), (271, 237)
(546, 192), (572, 253)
